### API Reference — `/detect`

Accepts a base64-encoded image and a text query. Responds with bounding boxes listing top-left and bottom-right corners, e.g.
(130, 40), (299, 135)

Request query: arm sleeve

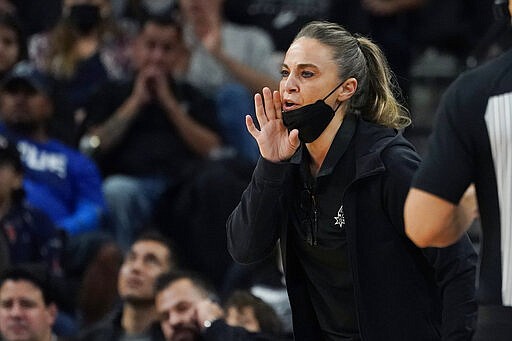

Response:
(422, 240), (478, 340)
(226, 157), (293, 264)
(203, 320), (275, 340)
(56, 155), (106, 235)
(413, 81), (476, 204)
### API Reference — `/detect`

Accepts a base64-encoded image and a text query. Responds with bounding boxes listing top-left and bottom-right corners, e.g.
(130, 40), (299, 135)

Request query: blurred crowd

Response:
(0, 0), (508, 340)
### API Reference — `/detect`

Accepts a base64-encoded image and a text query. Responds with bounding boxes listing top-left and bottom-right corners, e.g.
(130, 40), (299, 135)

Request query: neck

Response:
(8, 123), (48, 143)
(75, 34), (100, 59)
(32, 127), (49, 142)
(42, 330), (55, 341)
(306, 112), (344, 175)
(122, 302), (157, 335)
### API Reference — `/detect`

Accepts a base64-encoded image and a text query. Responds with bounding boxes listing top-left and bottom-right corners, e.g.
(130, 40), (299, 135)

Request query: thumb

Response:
(288, 129), (300, 149)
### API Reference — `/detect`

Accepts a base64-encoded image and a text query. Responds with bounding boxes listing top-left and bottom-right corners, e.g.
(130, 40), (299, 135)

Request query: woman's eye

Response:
(301, 71), (314, 78)
(280, 70), (289, 78)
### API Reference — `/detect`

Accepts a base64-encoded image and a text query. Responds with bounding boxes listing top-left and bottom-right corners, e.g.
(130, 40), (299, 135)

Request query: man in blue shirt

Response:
(0, 61), (106, 236)
(0, 62), (114, 331)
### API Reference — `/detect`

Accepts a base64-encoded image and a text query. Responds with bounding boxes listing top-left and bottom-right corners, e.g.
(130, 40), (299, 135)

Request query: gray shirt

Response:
(184, 21), (280, 98)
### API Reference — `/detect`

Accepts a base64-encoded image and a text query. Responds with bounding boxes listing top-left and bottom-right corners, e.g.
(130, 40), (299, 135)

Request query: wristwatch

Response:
(79, 134), (101, 156)
(203, 319), (218, 328)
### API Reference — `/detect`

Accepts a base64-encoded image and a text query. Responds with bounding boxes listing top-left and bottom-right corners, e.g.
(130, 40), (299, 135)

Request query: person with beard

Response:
(155, 271), (276, 341)
(0, 266), (61, 341)
(226, 21), (478, 340)
(0, 61), (116, 334)
(77, 230), (175, 341)
(0, 61), (106, 242)
(80, 14), (222, 252)
(27, 0), (136, 145)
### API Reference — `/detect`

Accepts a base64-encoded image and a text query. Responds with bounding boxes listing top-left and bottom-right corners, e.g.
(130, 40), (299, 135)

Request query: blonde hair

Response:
(294, 21), (410, 129)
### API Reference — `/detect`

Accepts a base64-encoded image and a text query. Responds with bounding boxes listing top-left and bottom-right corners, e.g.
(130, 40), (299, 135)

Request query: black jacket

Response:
(75, 307), (166, 341)
(75, 307), (277, 341)
(227, 116), (477, 340)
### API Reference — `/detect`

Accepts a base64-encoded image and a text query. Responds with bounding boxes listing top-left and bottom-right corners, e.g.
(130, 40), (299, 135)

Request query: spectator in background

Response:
(0, 233), (7, 273)
(220, 249), (292, 337)
(1, 0), (61, 37)
(0, 266), (60, 341)
(224, 0), (341, 53)
(224, 290), (283, 338)
(178, 0), (280, 163)
(0, 137), (63, 277)
(0, 0), (15, 16)
(0, 13), (25, 82)
(0, 62), (106, 238)
(155, 270), (276, 341)
(77, 230), (175, 341)
(361, 0), (426, 101)
(0, 62), (114, 332)
(118, 0), (178, 26)
(28, 0), (136, 145)
(81, 14), (222, 251)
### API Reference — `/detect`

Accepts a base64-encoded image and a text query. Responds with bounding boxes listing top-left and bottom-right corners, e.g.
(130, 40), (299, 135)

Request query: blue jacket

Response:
(227, 116), (477, 340)
(0, 125), (106, 235)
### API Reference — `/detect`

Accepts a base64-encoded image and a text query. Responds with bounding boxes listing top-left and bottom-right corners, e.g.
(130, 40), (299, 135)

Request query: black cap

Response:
(1, 61), (53, 97)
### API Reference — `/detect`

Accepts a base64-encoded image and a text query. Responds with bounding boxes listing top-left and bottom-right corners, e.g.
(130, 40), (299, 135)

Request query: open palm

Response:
(246, 87), (300, 162)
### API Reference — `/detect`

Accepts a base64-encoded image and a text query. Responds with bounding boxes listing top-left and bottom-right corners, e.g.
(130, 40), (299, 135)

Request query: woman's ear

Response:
(338, 77), (357, 101)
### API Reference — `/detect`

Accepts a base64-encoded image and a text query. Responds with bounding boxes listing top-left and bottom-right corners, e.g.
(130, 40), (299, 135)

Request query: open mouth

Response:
(283, 100), (300, 111)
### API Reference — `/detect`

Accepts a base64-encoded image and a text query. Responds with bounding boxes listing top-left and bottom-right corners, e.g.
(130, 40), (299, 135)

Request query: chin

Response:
(170, 324), (201, 341)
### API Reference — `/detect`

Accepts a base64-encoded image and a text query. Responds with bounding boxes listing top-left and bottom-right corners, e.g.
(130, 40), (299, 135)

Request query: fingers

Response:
(245, 115), (259, 139)
(262, 87), (276, 119)
(273, 90), (282, 119)
(254, 93), (267, 127)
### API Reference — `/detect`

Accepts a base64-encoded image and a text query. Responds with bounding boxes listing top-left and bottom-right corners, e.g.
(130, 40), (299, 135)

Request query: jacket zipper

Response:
(311, 192), (318, 246)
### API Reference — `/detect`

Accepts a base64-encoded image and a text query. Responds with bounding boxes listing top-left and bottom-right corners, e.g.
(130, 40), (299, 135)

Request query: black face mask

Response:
(68, 4), (101, 35)
(282, 81), (344, 143)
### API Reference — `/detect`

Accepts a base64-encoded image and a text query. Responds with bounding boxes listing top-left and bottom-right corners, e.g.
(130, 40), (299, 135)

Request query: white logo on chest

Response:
(334, 204), (345, 228)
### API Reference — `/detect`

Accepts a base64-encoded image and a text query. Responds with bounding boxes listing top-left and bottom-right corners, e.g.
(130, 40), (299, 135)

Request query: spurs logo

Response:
(334, 205), (345, 228)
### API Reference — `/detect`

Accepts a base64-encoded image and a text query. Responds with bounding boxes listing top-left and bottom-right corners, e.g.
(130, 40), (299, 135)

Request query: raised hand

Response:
(194, 299), (224, 331)
(246, 87), (300, 162)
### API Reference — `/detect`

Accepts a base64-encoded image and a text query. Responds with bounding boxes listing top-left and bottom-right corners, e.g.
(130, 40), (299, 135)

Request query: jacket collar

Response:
(290, 114), (410, 180)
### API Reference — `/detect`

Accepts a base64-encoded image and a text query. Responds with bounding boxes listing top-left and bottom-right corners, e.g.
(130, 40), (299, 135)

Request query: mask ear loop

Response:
(323, 80), (347, 113)
(333, 99), (344, 113)
(322, 80), (346, 101)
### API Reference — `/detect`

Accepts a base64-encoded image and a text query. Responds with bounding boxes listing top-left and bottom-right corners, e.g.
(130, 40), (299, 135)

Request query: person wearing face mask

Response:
(118, 0), (177, 25)
(226, 21), (478, 340)
(27, 0), (137, 146)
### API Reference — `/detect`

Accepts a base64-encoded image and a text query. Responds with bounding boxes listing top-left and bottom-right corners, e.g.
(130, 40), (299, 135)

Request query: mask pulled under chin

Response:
(282, 81), (345, 143)
(282, 99), (336, 143)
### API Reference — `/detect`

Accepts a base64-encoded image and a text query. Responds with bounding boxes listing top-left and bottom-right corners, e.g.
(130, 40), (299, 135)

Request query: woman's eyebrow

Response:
(281, 63), (319, 69)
